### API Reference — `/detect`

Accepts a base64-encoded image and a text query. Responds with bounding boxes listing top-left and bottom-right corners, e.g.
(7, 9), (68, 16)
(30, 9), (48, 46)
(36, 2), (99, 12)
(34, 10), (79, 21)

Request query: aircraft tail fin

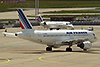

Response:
(17, 9), (35, 33)
(17, 9), (34, 30)
(37, 14), (43, 23)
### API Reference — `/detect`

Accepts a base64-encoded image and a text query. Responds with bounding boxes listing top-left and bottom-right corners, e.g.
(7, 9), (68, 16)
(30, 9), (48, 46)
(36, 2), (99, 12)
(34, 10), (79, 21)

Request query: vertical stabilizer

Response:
(18, 9), (33, 29)
(17, 9), (35, 33)
(37, 14), (43, 23)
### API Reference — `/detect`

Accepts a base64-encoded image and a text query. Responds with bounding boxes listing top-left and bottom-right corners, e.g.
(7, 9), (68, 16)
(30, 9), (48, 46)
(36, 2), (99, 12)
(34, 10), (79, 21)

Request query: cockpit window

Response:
(93, 33), (95, 36)
(66, 23), (68, 25)
(66, 23), (71, 25)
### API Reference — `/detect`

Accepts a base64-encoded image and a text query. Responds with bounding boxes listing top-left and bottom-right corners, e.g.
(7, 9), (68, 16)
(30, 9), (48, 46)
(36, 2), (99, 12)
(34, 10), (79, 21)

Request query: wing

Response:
(2, 32), (16, 37)
(54, 38), (88, 45)
(61, 38), (88, 44)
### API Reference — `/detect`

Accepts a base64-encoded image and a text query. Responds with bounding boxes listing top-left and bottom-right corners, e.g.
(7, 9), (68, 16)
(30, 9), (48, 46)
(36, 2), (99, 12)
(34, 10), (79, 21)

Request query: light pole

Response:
(35, 0), (39, 21)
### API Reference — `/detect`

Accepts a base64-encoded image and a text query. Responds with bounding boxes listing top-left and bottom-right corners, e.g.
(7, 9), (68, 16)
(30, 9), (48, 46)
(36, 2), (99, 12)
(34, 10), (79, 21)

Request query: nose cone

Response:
(94, 36), (97, 42)
(67, 24), (74, 30)
(68, 24), (74, 28)
(93, 36), (97, 42)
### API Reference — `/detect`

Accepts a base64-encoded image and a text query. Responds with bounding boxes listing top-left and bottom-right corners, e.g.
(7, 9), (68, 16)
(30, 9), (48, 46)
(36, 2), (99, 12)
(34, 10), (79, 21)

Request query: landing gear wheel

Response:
(83, 49), (87, 51)
(50, 28), (53, 30)
(66, 48), (72, 52)
(56, 28), (60, 30)
(46, 47), (52, 51)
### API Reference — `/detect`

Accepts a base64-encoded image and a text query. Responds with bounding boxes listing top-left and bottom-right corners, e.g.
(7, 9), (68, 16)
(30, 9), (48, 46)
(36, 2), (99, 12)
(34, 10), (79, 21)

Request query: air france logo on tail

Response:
(18, 9), (32, 29)
(37, 15), (43, 22)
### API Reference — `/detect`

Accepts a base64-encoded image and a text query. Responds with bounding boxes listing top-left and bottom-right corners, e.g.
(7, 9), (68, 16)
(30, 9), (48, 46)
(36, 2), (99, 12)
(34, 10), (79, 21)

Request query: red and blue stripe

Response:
(18, 9), (32, 29)
(37, 15), (43, 22)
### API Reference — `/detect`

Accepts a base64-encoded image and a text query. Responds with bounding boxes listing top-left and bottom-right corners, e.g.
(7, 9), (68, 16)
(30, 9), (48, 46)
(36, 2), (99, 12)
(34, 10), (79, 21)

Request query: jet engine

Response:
(43, 22), (46, 25)
(77, 41), (92, 49)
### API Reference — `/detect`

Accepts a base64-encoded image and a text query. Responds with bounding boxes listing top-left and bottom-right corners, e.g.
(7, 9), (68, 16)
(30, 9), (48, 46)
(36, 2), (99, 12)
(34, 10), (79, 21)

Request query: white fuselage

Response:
(40, 21), (73, 29)
(17, 30), (97, 47)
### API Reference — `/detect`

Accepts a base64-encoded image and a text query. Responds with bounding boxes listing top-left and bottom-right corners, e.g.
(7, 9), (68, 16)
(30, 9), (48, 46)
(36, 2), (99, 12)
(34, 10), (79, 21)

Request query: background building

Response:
(3, 0), (26, 3)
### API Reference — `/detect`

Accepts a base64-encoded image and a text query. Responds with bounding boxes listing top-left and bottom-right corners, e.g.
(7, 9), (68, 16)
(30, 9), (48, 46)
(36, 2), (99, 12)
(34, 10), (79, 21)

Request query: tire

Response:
(46, 47), (52, 51)
(50, 28), (53, 30)
(83, 49), (87, 51)
(66, 48), (72, 52)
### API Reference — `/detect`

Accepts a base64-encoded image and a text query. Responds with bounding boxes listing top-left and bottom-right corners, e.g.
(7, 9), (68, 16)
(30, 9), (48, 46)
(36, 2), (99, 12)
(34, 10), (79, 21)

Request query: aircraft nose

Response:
(94, 36), (97, 41)
(69, 24), (74, 27)
(72, 25), (74, 27)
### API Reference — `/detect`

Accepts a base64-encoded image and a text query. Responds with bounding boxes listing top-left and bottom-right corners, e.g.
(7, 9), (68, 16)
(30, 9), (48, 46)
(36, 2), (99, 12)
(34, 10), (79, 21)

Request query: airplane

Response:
(2, 9), (97, 51)
(37, 15), (74, 30)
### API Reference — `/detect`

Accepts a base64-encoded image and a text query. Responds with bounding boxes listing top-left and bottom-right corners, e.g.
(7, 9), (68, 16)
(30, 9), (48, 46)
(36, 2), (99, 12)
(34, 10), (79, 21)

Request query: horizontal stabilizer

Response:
(2, 32), (16, 37)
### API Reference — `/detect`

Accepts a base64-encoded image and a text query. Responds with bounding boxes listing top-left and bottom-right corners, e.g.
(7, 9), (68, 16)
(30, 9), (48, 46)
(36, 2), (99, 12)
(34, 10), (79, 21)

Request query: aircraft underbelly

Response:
(49, 25), (57, 28)
(41, 36), (71, 45)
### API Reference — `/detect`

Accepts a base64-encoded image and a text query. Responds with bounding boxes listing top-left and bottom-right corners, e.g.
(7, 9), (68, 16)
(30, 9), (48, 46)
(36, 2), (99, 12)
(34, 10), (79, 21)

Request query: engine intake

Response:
(15, 33), (17, 36)
(43, 22), (46, 25)
(77, 41), (92, 49)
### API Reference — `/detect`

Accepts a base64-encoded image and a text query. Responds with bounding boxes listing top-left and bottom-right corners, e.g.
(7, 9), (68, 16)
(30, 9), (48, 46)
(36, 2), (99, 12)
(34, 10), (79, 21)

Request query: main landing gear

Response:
(56, 28), (60, 30)
(46, 42), (73, 51)
(66, 46), (72, 52)
(66, 42), (73, 51)
(50, 28), (53, 30)
(66, 48), (72, 52)
(83, 49), (87, 51)
(46, 47), (52, 51)
(46, 46), (72, 52)
(50, 28), (60, 30)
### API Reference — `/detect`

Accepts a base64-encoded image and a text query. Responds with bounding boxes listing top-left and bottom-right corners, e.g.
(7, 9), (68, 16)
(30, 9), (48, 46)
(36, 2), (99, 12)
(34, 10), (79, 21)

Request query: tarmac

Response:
(0, 26), (100, 67)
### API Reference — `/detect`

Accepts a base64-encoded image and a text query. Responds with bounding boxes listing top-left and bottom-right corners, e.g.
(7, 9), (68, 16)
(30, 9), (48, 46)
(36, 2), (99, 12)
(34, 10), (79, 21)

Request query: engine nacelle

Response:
(43, 22), (46, 25)
(77, 41), (92, 49)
